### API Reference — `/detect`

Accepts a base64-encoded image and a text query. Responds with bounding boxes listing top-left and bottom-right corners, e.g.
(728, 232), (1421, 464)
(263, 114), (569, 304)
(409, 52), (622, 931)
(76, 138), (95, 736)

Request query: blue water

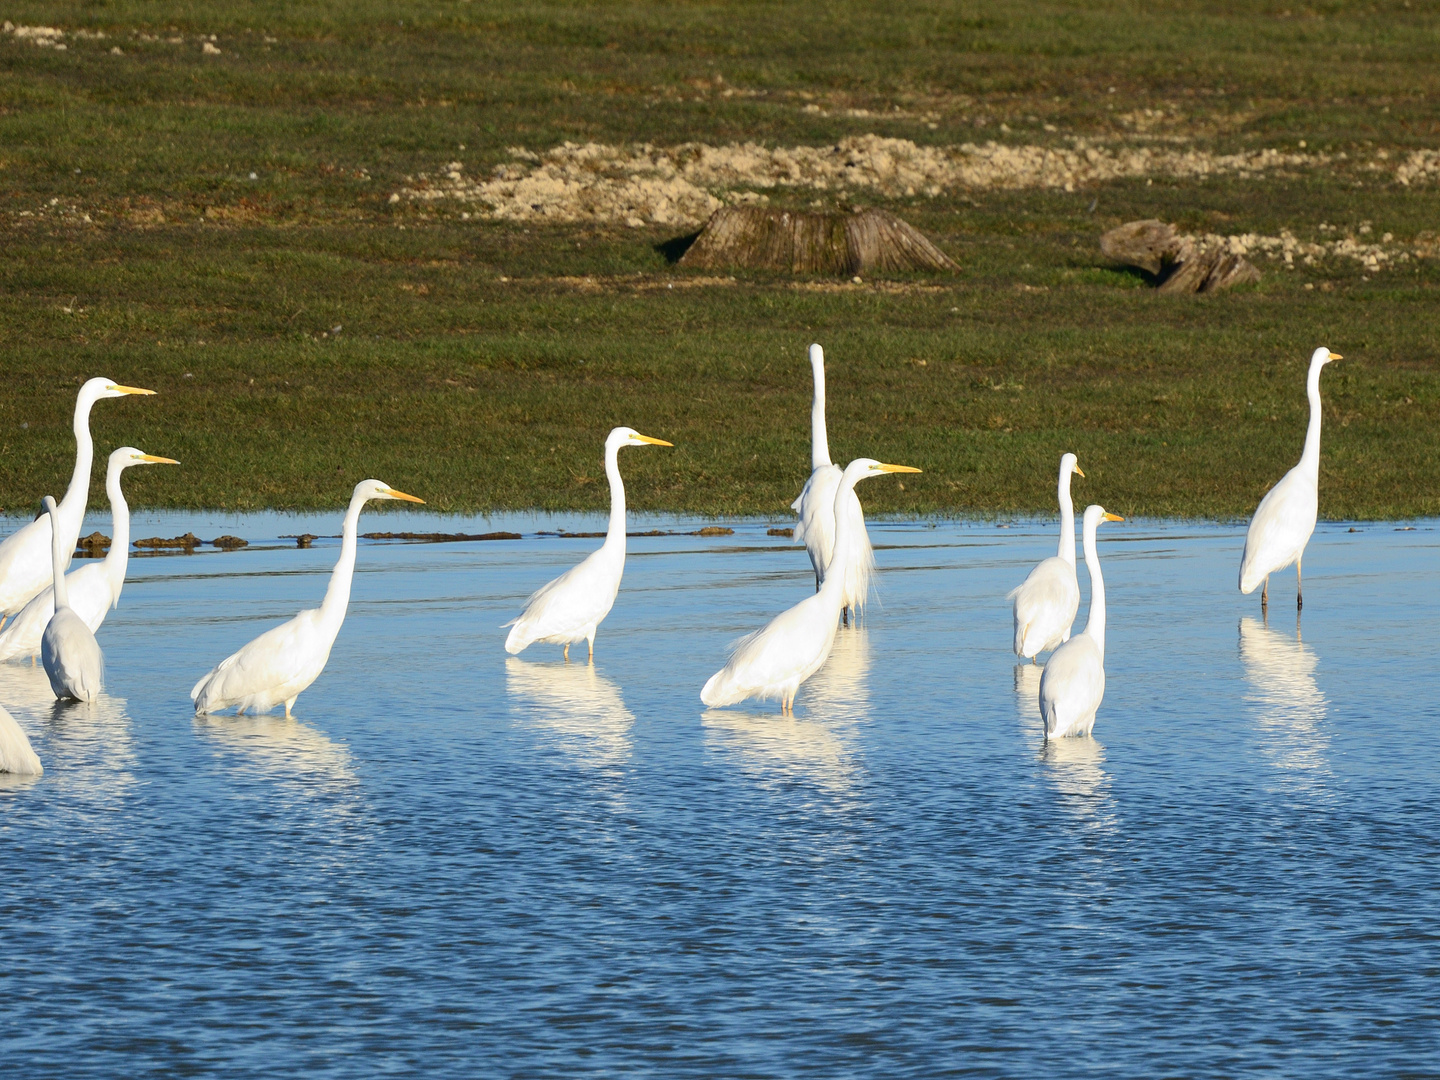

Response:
(1, 513), (1437, 1076)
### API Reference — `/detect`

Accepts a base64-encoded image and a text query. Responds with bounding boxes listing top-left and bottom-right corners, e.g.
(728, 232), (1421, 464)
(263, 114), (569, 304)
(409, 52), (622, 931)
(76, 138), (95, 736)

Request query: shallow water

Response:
(1, 513), (1437, 1077)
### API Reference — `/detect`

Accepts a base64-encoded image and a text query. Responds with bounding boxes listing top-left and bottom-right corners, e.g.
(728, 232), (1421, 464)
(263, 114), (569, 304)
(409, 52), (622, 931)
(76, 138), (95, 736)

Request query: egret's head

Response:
(1061, 452), (1084, 480)
(354, 479), (426, 504)
(808, 342), (825, 369)
(1083, 504), (1124, 531)
(1311, 346), (1342, 366)
(110, 446), (180, 472)
(842, 458), (923, 485)
(608, 427), (673, 450)
(82, 377), (157, 403)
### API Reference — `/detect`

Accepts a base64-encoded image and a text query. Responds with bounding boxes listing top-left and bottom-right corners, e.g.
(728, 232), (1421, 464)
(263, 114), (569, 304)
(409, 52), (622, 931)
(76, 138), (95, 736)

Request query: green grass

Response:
(2, 2), (1437, 518)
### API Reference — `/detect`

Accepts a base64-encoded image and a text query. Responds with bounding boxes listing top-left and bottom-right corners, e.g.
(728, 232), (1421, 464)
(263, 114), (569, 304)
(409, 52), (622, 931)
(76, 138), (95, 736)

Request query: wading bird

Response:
(504, 427), (672, 661)
(191, 479), (424, 716)
(40, 497), (105, 703)
(1039, 505), (1123, 739)
(0, 703), (42, 775)
(791, 344), (872, 623)
(1239, 347), (1343, 611)
(703, 459), (920, 714)
(0, 448), (179, 662)
(0, 378), (155, 622)
(1009, 452), (1084, 661)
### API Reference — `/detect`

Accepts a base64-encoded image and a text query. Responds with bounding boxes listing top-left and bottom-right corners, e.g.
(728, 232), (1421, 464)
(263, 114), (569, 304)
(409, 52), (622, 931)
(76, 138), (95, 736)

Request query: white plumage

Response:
(0, 703), (42, 775)
(1039, 505), (1123, 739)
(791, 343), (873, 619)
(1240, 347), (1342, 609)
(191, 479), (424, 716)
(0, 378), (155, 620)
(40, 496), (105, 703)
(504, 427), (671, 661)
(0, 448), (178, 662)
(704, 458), (920, 713)
(1008, 452), (1084, 660)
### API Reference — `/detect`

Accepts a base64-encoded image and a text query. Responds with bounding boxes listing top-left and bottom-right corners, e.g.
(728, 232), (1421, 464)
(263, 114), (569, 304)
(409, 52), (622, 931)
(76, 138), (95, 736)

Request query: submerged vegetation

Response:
(1, 1), (1437, 518)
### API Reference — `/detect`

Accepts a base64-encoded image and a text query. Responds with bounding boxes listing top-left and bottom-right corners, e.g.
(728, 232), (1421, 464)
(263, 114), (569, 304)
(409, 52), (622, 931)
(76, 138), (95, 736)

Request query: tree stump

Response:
(1100, 219), (1260, 294)
(678, 206), (956, 276)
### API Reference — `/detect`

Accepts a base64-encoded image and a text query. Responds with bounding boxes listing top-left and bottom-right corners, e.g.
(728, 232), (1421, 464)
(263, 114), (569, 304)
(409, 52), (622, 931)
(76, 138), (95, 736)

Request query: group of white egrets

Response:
(0, 344), (1342, 778)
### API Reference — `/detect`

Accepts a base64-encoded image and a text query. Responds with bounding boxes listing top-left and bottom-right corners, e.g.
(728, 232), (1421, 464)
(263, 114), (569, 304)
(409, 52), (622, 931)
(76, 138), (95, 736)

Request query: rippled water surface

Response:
(2, 512), (1437, 1076)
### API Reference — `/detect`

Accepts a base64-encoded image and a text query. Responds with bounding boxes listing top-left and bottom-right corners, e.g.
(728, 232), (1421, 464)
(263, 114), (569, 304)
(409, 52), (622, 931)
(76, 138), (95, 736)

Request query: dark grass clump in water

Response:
(0, 1), (1436, 518)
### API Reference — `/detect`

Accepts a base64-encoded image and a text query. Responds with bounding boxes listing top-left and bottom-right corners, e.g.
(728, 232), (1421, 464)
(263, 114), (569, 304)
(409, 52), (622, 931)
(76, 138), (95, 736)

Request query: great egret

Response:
(1038, 505), (1123, 739)
(1008, 452), (1084, 661)
(791, 344), (872, 622)
(1239, 346), (1343, 610)
(703, 459), (920, 713)
(40, 496), (105, 702)
(0, 703), (42, 775)
(504, 427), (672, 661)
(0, 378), (155, 620)
(191, 479), (424, 716)
(0, 448), (179, 662)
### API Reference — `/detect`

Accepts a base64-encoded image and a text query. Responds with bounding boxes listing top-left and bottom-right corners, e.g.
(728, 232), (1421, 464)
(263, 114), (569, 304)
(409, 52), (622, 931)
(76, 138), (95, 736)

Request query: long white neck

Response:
(603, 439), (627, 555)
(102, 461), (131, 606)
(50, 392), (97, 576)
(1056, 466), (1077, 566)
(318, 490), (368, 631)
(809, 347), (832, 471)
(1081, 519), (1106, 656)
(1298, 355), (1326, 479)
(49, 507), (71, 611)
(819, 473), (861, 609)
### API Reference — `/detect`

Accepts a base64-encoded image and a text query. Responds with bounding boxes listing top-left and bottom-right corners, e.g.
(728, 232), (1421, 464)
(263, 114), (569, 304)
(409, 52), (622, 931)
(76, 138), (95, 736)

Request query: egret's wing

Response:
(0, 517), (53, 614)
(0, 704), (41, 775)
(507, 547), (619, 639)
(1241, 467), (1317, 587)
(194, 613), (317, 704)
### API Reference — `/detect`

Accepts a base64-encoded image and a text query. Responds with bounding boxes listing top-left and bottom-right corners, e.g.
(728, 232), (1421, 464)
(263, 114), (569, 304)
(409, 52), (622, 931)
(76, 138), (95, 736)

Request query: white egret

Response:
(0, 703), (42, 775)
(0, 378), (156, 620)
(191, 479), (424, 716)
(1240, 347), (1343, 610)
(704, 459), (920, 713)
(790, 343), (872, 622)
(0, 448), (179, 662)
(1008, 452), (1084, 661)
(40, 496), (105, 702)
(504, 427), (672, 661)
(1038, 505), (1123, 739)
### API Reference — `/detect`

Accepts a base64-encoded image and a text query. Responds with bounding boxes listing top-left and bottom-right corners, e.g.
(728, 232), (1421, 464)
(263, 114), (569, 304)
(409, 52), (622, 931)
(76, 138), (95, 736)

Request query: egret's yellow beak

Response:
(877, 463), (922, 474)
(1103, 512), (1125, 522)
(384, 488), (426, 503)
(1073, 464), (1085, 478)
(140, 454), (180, 465)
(1327, 351), (1343, 361)
(111, 384), (157, 395)
(634, 433), (673, 447)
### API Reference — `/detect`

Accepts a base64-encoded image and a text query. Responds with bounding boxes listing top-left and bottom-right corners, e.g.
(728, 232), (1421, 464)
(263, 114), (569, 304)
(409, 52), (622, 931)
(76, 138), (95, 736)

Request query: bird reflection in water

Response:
(1238, 615), (1329, 790)
(505, 656), (634, 768)
(194, 713), (358, 788)
(1015, 662), (1116, 831)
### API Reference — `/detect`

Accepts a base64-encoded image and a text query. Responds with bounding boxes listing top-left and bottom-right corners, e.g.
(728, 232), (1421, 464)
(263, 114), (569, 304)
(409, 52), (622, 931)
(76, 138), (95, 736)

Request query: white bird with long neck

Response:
(0, 704), (42, 775)
(40, 496), (106, 703)
(1008, 452), (1085, 661)
(705, 459), (920, 714)
(790, 344), (873, 622)
(504, 427), (672, 661)
(0, 378), (156, 620)
(1240, 346), (1343, 610)
(1039, 505), (1123, 739)
(191, 479), (424, 716)
(0, 448), (179, 662)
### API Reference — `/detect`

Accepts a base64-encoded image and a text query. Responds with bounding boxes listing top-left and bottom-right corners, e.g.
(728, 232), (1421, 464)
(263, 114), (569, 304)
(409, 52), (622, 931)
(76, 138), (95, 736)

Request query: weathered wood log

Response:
(1102, 218), (1261, 294)
(678, 206), (956, 276)
(1100, 219), (1182, 276)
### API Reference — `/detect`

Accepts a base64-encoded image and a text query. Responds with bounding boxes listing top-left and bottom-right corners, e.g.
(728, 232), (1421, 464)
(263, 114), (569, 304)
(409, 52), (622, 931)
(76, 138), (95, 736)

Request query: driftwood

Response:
(679, 206), (956, 276)
(1100, 219), (1260, 294)
(360, 531), (523, 542)
(75, 531), (111, 557)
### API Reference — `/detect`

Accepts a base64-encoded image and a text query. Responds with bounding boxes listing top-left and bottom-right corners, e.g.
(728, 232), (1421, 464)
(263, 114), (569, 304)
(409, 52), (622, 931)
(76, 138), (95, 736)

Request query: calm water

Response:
(1, 512), (1437, 1077)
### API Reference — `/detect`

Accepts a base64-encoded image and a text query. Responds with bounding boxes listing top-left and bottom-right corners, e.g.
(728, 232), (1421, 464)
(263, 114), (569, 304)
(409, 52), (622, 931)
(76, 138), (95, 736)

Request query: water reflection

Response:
(1015, 662), (1116, 830)
(803, 625), (872, 722)
(194, 714), (358, 788)
(505, 657), (634, 768)
(702, 708), (858, 798)
(1238, 616), (1330, 789)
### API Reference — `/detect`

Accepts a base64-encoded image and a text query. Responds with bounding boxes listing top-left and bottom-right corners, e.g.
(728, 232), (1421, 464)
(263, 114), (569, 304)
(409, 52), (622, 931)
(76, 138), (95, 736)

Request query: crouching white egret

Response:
(191, 479), (424, 716)
(791, 344), (872, 622)
(504, 427), (672, 661)
(1008, 452), (1084, 661)
(1039, 505), (1123, 739)
(1240, 346), (1342, 610)
(703, 459), (920, 713)
(0, 448), (179, 662)
(0, 378), (155, 620)
(40, 496), (105, 702)
(0, 703), (42, 775)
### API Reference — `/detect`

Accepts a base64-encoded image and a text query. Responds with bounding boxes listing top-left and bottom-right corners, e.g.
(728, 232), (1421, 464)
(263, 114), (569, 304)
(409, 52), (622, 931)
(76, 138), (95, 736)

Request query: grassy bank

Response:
(2, 2), (1437, 518)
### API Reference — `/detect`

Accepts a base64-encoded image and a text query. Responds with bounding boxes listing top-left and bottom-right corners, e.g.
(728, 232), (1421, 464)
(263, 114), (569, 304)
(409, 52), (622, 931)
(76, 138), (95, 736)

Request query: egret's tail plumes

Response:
(0, 705), (42, 775)
(700, 629), (773, 707)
